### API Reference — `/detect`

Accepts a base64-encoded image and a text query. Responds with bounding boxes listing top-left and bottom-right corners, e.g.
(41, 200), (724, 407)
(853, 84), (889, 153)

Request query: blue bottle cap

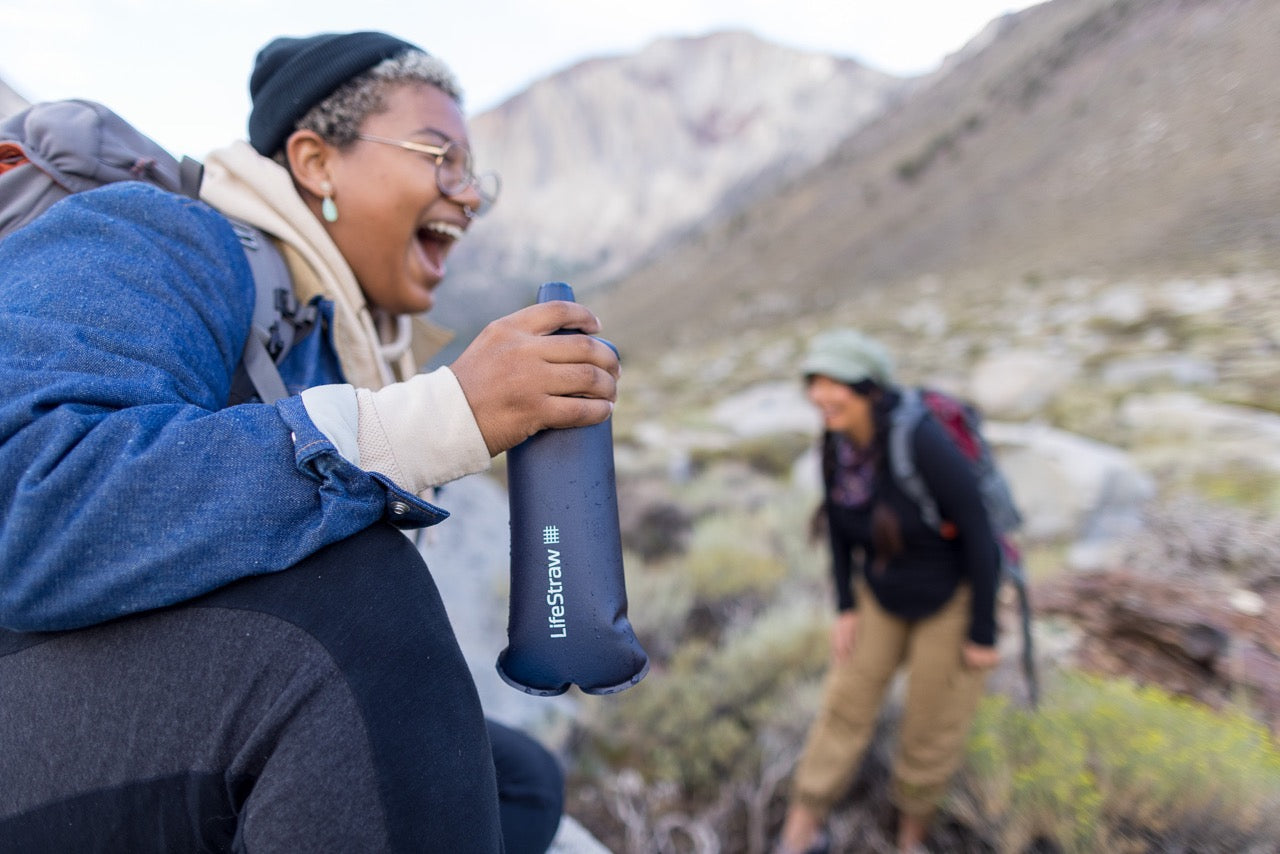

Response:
(536, 282), (575, 304)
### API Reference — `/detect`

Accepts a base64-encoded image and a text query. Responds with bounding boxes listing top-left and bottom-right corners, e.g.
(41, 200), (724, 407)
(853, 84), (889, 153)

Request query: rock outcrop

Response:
(1035, 566), (1280, 732)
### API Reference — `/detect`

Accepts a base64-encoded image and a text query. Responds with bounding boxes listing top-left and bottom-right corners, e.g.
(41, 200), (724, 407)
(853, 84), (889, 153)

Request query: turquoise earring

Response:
(321, 182), (338, 223)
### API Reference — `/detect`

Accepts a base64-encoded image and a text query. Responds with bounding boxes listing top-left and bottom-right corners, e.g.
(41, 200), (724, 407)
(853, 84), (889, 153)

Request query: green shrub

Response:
(682, 513), (788, 605)
(621, 476), (829, 655)
(953, 672), (1280, 853)
(622, 551), (695, 661)
(683, 543), (786, 605)
(579, 603), (828, 800)
(1190, 463), (1280, 512)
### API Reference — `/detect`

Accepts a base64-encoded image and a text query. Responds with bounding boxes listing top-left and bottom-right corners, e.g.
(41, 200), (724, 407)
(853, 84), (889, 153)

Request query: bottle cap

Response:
(537, 282), (575, 304)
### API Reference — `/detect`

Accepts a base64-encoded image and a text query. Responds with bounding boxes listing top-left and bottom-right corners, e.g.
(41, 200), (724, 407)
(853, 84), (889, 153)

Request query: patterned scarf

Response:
(828, 433), (877, 509)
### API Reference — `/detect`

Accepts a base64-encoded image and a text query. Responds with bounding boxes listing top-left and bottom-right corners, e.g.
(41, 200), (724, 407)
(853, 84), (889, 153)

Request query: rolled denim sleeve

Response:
(276, 394), (447, 527)
(0, 184), (442, 632)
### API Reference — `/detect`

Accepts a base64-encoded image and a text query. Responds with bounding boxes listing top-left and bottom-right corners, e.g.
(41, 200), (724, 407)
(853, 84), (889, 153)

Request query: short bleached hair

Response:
(279, 50), (464, 162)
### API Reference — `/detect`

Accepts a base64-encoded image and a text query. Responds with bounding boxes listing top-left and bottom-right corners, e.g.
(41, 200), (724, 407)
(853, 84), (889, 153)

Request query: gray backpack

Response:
(0, 98), (313, 403)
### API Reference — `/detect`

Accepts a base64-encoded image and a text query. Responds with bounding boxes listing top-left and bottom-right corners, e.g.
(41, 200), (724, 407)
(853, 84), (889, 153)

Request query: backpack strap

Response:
(178, 155), (204, 200)
(887, 388), (944, 532)
(168, 158), (312, 405)
(1000, 545), (1040, 708)
(224, 219), (317, 405)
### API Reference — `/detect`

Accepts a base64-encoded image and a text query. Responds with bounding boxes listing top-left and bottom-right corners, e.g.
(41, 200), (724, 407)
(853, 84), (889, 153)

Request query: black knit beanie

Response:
(248, 30), (424, 157)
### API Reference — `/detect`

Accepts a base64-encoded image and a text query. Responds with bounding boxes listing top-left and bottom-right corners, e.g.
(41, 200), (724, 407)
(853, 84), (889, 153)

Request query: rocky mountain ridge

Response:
(429, 30), (911, 357)
(593, 0), (1280, 362)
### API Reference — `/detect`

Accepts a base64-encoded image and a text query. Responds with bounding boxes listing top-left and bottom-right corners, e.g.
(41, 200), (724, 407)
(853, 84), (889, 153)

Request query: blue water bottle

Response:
(496, 282), (649, 696)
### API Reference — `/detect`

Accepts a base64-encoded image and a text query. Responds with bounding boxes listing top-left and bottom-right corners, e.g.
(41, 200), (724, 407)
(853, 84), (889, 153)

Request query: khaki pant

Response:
(790, 581), (989, 819)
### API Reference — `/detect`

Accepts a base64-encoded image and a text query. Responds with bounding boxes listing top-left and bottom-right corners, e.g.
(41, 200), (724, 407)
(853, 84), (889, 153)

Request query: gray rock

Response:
(1092, 285), (1149, 326)
(968, 350), (1079, 420)
(983, 421), (1155, 547)
(550, 817), (614, 854)
(1119, 392), (1280, 458)
(1101, 354), (1218, 387)
(709, 380), (817, 437)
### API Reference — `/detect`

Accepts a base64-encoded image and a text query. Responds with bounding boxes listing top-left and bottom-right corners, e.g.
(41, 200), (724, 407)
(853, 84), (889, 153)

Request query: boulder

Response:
(1119, 392), (1280, 472)
(1101, 354), (1217, 387)
(550, 817), (614, 854)
(984, 421), (1155, 549)
(708, 380), (817, 438)
(1091, 284), (1149, 326)
(968, 349), (1080, 420)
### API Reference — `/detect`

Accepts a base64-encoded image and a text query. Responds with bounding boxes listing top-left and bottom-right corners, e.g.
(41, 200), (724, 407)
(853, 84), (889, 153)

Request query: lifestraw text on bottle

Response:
(543, 527), (567, 639)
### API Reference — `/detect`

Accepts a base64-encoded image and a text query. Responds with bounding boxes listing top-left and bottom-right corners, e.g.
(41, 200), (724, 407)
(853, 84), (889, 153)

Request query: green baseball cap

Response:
(799, 328), (894, 385)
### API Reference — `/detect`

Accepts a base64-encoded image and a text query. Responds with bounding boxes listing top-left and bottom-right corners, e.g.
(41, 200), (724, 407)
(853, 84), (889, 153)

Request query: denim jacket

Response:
(0, 183), (447, 632)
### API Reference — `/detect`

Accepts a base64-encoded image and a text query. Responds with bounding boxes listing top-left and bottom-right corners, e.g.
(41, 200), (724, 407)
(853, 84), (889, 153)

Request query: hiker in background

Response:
(775, 329), (1001, 854)
(0, 31), (618, 852)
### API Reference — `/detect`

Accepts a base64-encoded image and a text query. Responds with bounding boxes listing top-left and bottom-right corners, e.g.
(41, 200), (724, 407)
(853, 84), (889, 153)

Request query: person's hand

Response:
(831, 610), (858, 662)
(450, 300), (620, 456)
(963, 641), (1000, 670)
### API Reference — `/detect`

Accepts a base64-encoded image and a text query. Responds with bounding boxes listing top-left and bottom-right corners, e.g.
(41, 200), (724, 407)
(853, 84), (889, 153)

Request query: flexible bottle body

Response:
(496, 283), (649, 696)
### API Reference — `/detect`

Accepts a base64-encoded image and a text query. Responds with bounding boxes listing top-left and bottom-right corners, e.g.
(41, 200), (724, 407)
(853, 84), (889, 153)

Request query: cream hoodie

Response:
(200, 141), (490, 496)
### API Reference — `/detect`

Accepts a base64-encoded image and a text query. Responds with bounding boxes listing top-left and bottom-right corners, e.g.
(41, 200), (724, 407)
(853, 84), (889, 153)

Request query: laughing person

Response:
(0, 30), (616, 853)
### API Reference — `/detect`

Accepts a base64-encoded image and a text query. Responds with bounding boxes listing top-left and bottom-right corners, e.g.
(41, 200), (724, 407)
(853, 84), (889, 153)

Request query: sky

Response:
(0, 0), (1041, 159)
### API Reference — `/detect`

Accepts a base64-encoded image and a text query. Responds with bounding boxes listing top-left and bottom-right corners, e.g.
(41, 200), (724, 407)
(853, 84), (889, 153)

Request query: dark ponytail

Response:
(809, 429), (836, 544)
(855, 381), (905, 570)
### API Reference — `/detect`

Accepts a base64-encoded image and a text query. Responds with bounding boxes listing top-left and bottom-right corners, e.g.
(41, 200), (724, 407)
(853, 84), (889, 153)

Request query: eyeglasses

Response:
(357, 133), (500, 215)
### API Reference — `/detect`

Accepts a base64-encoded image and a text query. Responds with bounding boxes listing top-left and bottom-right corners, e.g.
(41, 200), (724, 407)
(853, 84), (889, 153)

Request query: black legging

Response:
(0, 523), (563, 852)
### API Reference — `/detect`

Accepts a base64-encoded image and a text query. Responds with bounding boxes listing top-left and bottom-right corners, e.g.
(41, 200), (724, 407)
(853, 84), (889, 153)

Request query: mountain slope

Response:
(429, 30), (908, 349)
(594, 0), (1280, 359)
(0, 77), (29, 119)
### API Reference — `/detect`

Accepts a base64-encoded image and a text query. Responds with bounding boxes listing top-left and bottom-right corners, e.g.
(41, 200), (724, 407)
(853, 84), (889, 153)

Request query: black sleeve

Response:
(912, 418), (1001, 645)
(826, 505), (859, 613)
